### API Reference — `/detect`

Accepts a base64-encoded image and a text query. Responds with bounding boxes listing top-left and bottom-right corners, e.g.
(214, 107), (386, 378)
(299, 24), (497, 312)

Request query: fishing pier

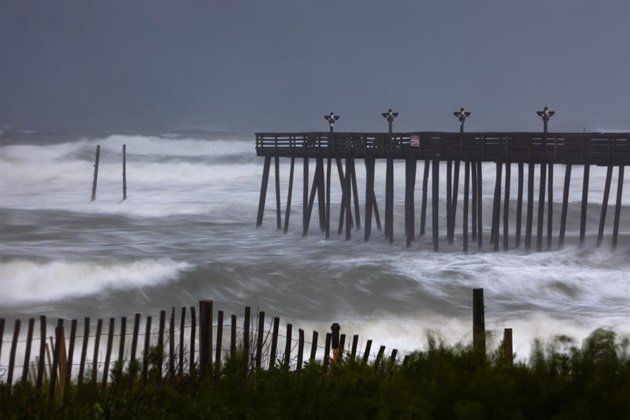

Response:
(255, 109), (630, 251)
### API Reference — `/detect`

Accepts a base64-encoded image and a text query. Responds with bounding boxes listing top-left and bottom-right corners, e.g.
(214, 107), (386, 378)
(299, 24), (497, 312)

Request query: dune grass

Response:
(2, 328), (630, 419)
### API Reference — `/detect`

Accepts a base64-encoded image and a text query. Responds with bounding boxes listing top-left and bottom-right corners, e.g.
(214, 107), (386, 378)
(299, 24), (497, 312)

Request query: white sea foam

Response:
(0, 258), (192, 305)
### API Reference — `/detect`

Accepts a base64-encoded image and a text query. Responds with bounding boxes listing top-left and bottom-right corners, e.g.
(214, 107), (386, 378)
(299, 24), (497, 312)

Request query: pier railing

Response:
(256, 132), (630, 165)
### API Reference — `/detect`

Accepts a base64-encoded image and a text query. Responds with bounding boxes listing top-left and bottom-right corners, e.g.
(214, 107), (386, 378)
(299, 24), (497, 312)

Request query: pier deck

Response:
(255, 131), (630, 252)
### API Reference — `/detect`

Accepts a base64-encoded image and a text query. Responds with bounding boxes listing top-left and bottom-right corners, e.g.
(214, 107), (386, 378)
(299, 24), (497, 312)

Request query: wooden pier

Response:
(255, 131), (630, 251)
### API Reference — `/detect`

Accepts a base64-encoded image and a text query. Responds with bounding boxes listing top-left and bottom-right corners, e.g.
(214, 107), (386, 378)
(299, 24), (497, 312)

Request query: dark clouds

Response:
(1, 0), (629, 132)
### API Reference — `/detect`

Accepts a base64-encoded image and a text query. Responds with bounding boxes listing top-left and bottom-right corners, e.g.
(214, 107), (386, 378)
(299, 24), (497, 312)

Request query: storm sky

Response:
(1, 0), (629, 132)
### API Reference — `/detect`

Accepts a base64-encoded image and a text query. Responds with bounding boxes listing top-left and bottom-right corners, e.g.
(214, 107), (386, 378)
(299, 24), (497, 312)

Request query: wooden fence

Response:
(0, 290), (502, 399)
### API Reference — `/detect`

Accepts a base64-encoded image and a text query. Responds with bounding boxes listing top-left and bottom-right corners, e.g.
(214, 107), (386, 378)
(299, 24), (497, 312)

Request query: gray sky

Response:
(1, 0), (629, 132)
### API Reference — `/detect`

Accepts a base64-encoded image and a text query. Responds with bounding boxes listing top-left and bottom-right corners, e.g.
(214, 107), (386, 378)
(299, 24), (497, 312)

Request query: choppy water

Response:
(2, 130), (630, 360)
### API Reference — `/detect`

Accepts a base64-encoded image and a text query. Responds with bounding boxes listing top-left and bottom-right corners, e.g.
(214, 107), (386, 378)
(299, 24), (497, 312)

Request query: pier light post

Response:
(382, 109), (398, 134)
(453, 107), (471, 154)
(454, 107), (471, 134)
(324, 112), (339, 133)
(536, 106), (555, 251)
(536, 106), (555, 135)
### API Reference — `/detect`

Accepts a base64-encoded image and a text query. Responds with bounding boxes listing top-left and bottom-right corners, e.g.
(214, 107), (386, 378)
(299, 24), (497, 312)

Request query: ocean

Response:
(1, 129), (630, 361)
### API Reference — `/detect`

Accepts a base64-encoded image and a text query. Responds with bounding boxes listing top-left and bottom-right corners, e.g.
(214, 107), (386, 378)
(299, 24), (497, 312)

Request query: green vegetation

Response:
(2, 329), (630, 419)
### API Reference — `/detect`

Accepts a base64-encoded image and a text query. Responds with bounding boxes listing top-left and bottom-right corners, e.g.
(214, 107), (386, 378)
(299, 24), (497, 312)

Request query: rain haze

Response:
(3, 0), (630, 377)
(1, 0), (629, 132)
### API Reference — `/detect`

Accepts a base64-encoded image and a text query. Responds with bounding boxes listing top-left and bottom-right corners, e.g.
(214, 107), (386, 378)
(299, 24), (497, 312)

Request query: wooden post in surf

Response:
(122, 144), (127, 200)
(91, 145), (100, 202)
(472, 288), (485, 356)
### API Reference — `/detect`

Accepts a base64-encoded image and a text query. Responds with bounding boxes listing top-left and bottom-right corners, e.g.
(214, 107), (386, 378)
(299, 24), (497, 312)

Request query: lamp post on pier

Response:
(381, 108), (398, 133)
(536, 106), (554, 135)
(382, 108), (398, 242)
(536, 106), (555, 251)
(324, 112), (339, 133)
(454, 107), (471, 155)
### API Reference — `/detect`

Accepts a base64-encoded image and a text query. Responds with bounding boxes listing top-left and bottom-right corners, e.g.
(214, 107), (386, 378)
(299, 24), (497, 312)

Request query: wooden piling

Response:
(503, 162), (511, 250)
(477, 161), (483, 248)
(36, 315), (46, 391)
(525, 163), (535, 250)
(270, 317), (279, 369)
(559, 164), (572, 248)
(515, 163), (524, 248)
(432, 159), (439, 251)
(102, 318), (115, 388)
(471, 161), (478, 241)
(364, 158), (375, 241)
(305, 160), (322, 236)
(317, 157), (327, 232)
(255, 311), (265, 369)
(613, 166), (625, 249)
(385, 158), (394, 242)
(420, 160), (430, 237)
(450, 161), (460, 245)
(446, 161), (453, 243)
(547, 164), (554, 250)
(283, 323), (292, 369)
(580, 165), (590, 246)
(536, 163), (547, 251)
(491, 162), (502, 251)
(405, 158), (417, 247)
(275, 156), (282, 230)
(142, 316), (151, 382)
(122, 144), (127, 200)
(22, 318), (35, 383)
(350, 159), (361, 230)
(325, 157), (331, 238)
(284, 157), (295, 233)
(345, 158), (352, 240)
(78, 317), (89, 385)
(463, 161), (470, 251)
(91, 145), (100, 202)
(597, 165), (613, 246)
(472, 288), (485, 355)
(7, 319), (21, 388)
(303, 158), (309, 234)
(256, 156), (271, 227)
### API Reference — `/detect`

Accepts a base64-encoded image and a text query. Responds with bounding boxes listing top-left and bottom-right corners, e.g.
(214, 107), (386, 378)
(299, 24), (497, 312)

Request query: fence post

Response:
(50, 319), (64, 398)
(502, 328), (513, 365)
(331, 323), (340, 365)
(255, 311), (265, 369)
(473, 288), (486, 356)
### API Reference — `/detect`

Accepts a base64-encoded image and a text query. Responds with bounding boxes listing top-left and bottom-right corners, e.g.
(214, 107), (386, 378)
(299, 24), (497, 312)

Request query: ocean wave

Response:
(0, 258), (192, 305)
